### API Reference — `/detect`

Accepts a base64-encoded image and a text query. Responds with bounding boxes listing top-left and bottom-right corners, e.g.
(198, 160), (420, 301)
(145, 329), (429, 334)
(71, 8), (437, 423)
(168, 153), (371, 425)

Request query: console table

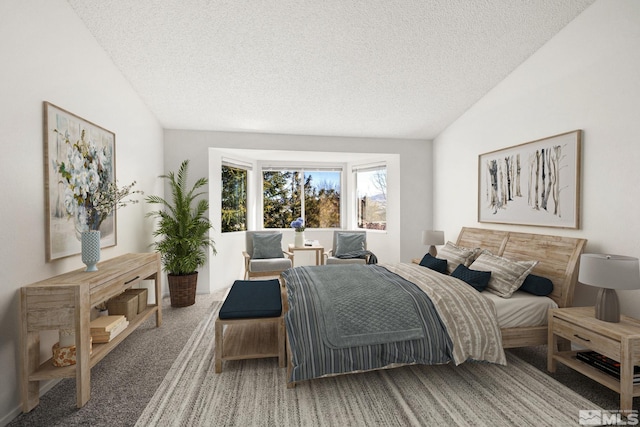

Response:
(19, 253), (162, 412)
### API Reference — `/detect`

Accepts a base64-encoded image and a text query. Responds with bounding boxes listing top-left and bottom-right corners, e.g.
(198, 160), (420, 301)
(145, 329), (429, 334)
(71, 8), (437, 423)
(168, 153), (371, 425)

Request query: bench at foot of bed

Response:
(215, 279), (286, 373)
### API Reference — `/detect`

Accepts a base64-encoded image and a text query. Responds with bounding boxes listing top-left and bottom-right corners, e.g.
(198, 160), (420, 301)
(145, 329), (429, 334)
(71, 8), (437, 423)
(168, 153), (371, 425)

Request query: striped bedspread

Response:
(283, 263), (505, 383)
(382, 263), (506, 366)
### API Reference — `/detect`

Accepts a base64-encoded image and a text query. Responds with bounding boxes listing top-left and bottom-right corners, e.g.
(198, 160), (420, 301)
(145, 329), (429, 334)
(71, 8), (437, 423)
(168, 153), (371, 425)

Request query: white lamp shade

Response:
(422, 230), (444, 246)
(579, 254), (640, 291)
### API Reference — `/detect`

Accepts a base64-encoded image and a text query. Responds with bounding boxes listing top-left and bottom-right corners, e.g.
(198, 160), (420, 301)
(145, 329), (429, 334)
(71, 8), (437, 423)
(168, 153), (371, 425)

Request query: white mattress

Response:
(482, 291), (558, 328)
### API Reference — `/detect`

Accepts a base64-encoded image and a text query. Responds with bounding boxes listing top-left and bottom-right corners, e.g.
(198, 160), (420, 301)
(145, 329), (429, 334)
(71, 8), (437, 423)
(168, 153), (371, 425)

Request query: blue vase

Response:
(81, 230), (101, 272)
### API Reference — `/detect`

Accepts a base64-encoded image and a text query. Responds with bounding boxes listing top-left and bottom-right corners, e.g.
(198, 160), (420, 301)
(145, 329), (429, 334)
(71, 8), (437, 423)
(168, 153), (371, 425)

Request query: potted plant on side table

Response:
(146, 159), (216, 307)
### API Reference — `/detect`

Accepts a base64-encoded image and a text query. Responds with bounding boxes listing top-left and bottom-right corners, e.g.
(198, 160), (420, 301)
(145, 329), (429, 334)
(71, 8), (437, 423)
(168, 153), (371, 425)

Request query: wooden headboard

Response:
(456, 227), (587, 308)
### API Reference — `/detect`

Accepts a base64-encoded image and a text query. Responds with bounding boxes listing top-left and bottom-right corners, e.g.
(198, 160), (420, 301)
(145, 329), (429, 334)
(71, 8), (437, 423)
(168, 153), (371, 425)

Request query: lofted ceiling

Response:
(67, 0), (595, 140)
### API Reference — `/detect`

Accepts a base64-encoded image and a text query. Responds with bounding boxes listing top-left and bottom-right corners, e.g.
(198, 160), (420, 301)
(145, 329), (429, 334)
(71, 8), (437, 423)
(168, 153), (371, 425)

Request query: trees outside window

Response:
(221, 165), (247, 232)
(263, 170), (301, 228)
(263, 169), (340, 229)
(356, 166), (387, 230)
(304, 170), (340, 228)
(230, 164), (384, 231)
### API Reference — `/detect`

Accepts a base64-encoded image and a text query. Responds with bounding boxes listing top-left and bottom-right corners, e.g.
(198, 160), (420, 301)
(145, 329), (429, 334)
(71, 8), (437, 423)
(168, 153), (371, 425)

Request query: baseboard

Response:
(0, 378), (60, 427)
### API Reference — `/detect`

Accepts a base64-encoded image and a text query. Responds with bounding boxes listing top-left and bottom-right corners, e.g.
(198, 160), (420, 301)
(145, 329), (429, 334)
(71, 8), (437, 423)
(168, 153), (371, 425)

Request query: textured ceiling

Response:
(67, 0), (595, 140)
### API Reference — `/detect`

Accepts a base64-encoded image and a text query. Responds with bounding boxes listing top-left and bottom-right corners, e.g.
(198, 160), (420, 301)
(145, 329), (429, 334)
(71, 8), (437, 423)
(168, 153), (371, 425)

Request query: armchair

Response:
(325, 230), (369, 265)
(243, 231), (294, 279)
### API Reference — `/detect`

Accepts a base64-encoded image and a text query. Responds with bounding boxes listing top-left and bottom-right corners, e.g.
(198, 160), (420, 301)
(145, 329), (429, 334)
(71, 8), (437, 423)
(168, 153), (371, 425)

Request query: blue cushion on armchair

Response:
(335, 233), (366, 256)
(252, 233), (284, 259)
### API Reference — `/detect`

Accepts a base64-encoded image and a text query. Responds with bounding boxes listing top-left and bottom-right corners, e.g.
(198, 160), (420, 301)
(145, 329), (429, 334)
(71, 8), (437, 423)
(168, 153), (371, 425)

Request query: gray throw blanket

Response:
(336, 250), (378, 264)
(304, 264), (425, 348)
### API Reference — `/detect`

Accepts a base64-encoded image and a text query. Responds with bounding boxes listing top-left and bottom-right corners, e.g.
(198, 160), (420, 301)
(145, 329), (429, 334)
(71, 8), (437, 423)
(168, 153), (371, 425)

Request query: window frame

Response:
(353, 162), (387, 231)
(221, 160), (250, 233)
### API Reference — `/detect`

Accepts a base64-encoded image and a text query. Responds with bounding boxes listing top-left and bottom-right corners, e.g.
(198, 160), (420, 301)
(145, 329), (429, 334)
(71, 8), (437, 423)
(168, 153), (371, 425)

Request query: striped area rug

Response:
(136, 302), (600, 426)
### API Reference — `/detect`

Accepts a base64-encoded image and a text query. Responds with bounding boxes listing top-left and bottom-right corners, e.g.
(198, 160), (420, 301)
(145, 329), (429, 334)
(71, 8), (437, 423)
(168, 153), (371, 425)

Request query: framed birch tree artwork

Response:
(478, 130), (581, 229)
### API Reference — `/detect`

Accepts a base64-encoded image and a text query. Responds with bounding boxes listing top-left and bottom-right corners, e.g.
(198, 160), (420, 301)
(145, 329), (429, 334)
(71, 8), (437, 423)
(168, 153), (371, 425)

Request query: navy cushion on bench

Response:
(219, 279), (282, 319)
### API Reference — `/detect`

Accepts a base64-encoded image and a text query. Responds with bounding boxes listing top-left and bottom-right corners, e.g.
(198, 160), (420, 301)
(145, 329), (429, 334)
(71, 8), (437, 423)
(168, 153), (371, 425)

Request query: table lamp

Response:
(422, 230), (444, 257)
(578, 254), (640, 323)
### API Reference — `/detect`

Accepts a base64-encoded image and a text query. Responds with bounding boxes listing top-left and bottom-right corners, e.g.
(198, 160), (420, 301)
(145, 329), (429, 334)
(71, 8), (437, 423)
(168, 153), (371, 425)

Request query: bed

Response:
(282, 227), (586, 387)
(454, 227), (586, 348)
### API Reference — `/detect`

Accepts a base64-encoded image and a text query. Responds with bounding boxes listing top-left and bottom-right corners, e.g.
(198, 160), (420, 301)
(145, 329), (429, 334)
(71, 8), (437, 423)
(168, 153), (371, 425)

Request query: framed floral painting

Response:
(44, 102), (117, 261)
(478, 130), (582, 229)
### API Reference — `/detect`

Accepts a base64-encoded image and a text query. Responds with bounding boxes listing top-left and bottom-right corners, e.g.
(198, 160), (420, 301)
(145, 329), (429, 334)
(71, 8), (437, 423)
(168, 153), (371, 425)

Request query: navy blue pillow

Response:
(419, 253), (448, 274)
(451, 264), (492, 292)
(520, 274), (554, 296)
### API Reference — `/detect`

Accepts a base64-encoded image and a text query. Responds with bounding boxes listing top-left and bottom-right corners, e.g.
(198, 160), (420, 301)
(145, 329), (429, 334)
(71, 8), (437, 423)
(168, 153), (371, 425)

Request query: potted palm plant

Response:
(146, 160), (216, 307)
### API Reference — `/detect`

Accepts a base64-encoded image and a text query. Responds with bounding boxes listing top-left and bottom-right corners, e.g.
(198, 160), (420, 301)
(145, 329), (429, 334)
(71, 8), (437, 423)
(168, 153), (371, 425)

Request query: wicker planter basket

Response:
(168, 272), (198, 307)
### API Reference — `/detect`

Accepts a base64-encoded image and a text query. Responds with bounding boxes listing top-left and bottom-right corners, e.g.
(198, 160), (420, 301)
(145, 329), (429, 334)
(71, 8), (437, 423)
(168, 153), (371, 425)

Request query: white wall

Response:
(0, 0), (163, 423)
(433, 0), (640, 314)
(7, 0), (630, 423)
(165, 130), (432, 292)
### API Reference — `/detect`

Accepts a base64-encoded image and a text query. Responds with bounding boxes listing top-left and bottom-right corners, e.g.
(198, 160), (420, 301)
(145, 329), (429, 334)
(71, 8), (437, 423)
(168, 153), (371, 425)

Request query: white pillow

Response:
(437, 241), (481, 275)
(470, 251), (538, 298)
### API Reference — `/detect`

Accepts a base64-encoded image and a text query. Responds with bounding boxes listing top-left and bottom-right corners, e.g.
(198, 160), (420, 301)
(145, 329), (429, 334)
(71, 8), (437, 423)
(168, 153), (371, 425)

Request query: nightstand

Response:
(288, 243), (324, 266)
(548, 306), (640, 414)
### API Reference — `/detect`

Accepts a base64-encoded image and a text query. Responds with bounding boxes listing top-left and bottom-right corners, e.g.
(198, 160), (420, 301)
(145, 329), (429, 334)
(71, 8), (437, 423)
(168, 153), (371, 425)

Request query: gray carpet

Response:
(8, 293), (637, 426)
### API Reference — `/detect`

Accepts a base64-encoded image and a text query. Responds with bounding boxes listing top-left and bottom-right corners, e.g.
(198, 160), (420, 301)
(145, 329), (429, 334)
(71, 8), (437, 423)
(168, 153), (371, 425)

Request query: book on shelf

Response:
(576, 351), (640, 383)
(90, 315), (126, 333)
(91, 318), (129, 343)
(577, 350), (640, 372)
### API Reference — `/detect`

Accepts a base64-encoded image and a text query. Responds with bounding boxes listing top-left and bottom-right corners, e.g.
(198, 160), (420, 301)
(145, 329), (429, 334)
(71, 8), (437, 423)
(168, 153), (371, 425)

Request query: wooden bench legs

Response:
(214, 315), (285, 373)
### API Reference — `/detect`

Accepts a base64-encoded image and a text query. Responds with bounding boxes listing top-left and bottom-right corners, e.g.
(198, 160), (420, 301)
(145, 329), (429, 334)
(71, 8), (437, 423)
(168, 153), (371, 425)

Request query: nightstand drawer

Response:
(553, 317), (621, 361)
